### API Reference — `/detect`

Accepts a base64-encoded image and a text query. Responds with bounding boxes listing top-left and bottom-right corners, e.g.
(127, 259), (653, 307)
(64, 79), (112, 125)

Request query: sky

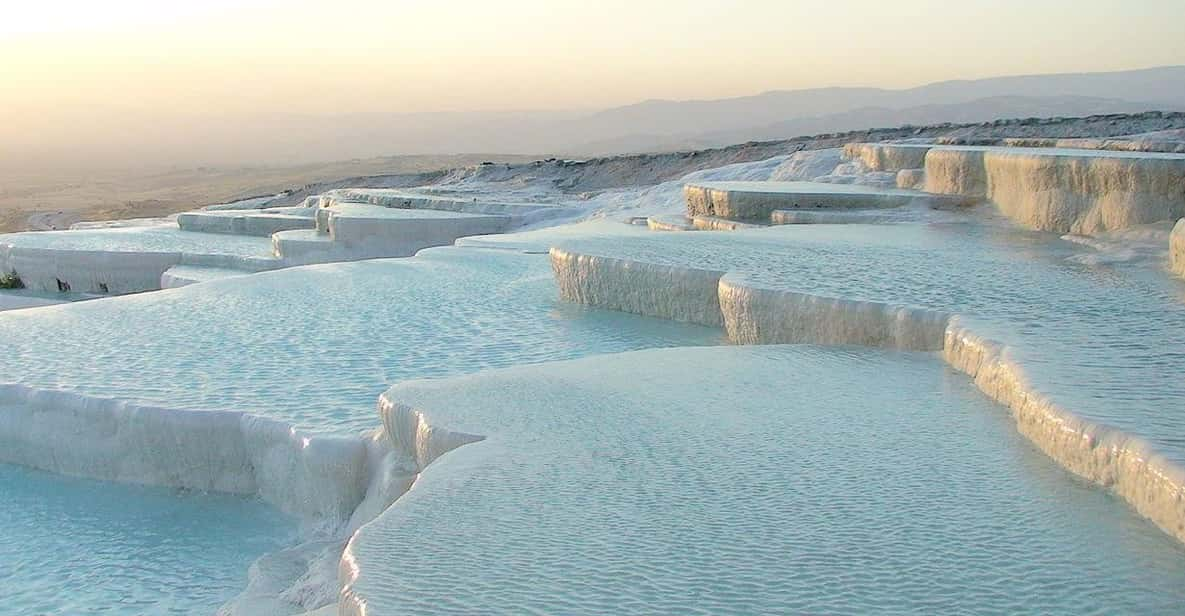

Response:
(1, 0), (1184, 170)
(3, 0), (1185, 116)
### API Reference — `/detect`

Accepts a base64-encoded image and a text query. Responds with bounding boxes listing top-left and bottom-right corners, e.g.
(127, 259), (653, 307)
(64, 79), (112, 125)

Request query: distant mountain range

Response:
(5, 66), (1185, 170)
(558, 65), (1185, 153)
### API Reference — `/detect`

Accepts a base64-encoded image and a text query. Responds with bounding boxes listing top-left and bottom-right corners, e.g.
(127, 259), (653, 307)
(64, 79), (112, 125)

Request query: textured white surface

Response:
(550, 221), (1185, 544)
(0, 291), (68, 312)
(1172, 218), (1185, 278)
(177, 210), (315, 236)
(842, 142), (933, 171)
(684, 181), (921, 219)
(0, 227), (278, 294)
(273, 204), (510, 265)
(160, 265), (250, 288)
(340, 346), (1185, 615)
(914, 144), (1185, 232)
(895, 168), (925, 190)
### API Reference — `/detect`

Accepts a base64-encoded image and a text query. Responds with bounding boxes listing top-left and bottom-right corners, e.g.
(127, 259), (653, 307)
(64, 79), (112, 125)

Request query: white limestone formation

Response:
(842, 142), (933, 172)
(684, 181), (919, 220)
(547, 245), (1185, 547)
(943, 323), (1185, 545)
(645, 215), (695, 232)
(923, 147), (989, 197)
(1171, 218), (1185, 277)
(897, 144), (1185, 233)
(719, 274), (948, 350)
(980, 149), (1185, 233)
(550, 247), (725, 326)
(176, 210), (315, 236)
(330, 189), (565, 227)
(0, 384), (379, 526)
(770, 210), (899, 224)
(692, 216), (761, 231)
(274, 204), (510, 266)
(0, 245), (180, 294)
(895, 168), (925, 190)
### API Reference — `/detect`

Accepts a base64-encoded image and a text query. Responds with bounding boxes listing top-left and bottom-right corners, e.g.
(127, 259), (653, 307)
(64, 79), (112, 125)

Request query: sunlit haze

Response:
(2, 0), (1184, 167)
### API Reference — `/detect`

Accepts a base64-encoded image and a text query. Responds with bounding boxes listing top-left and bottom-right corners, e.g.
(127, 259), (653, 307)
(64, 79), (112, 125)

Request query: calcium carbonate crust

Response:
(548, 246), (1185, 546)
(849, 143), (1185, 233)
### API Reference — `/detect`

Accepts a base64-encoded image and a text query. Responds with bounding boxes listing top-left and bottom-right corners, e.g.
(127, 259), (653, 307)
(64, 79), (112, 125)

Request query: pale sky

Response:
(3, 0), (1184, 116)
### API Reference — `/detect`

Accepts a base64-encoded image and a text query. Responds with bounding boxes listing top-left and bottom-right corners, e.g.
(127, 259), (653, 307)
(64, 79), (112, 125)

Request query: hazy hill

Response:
(3, 66), (1183, 169)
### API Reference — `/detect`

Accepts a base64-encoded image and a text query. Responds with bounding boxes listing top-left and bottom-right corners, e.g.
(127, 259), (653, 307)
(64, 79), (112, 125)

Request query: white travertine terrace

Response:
(1172, 218), (1185, 278)
(895, 168), (925, 190)
(691, 215), (761, 231)
(329, 189), (566, 227)
(274, 203), (509, 265)
(645, 215), (696, 231)
(841, 142), (933, 171)
(549, 225), (1185, 546)
(770, 209), (902, 225)
(177, 210), (315, 236)
(550, 249), (726, 326)
(0, 383), (383, 525)
(159, 265), (250, 288)
(852, 142), (1185, 233)
(980, 149), (1185, 233)
(0, 244), (717, 613)
(923, 147), (988, 197)
(7, 136), (1185, 613)
(684, 181), (930, 220)
(0, 195), (535, 294)
(339, 346), (1185, 615)
(0, 229), (280, 294)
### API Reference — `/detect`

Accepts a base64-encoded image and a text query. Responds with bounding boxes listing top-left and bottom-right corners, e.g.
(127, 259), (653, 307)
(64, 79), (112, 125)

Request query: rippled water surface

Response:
(0, 464), (293, 615)
(350, 346), (1185, 614)
(0, 226), (274, 256)
(558, 220), (1185, 464)
(0, 247), (719, 433)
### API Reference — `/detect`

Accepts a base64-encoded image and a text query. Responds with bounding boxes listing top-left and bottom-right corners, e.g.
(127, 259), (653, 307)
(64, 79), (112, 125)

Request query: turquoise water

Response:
(557, 220), (1185, 465)
(347, 346), (1185, 614)
(0, 226), (274, 256)
(0, 464), (293, 615)
(0, 247), (719, 433)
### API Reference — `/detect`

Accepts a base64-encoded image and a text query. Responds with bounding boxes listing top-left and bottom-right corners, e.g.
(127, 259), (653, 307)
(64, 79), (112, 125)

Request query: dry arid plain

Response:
(0, 154), (539, 232)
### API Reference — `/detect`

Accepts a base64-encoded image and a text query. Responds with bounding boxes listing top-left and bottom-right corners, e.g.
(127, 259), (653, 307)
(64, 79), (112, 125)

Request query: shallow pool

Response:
(346, 346), (1185, 614)
(0, 226), (274, 256)
(556, 219), (1185, 465)
(0, 247), (719, 433)
(0, 464), (294, 615)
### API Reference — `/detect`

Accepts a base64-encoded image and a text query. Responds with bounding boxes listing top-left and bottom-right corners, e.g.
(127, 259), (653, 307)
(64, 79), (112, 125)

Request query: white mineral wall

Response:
(691, 216), (761, 231)
(684, 184), (912, 220)
(943, 323), (1185, 545)
(770, 210), (898, 224)
(549, 249), (1185, 547)
(842, 143), (933, 172)
(923, 148), (1185, 233)
(1171, 219), (1185, 277)
(338, 393), (488, 616)
(331, 190), (561, 226)
(549, 247), (725, 326)
(176, 212), (313, 236)
(982, 151), (1185, 233)
(0, 384), (375, 527)
(718, 275), (949, 350)
(646, 216), (695, 232)
(328, 213), (509, 250)
(923, 149), (988, 197)
(0, 245), (179, 294)
(896, 168), (925, 190)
